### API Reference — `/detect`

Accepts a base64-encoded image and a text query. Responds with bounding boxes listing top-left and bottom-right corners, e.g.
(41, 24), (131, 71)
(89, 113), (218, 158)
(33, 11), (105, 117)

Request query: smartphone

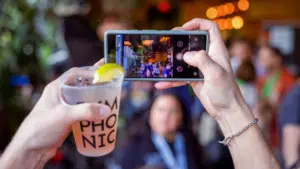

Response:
(104, 30), (209, 81)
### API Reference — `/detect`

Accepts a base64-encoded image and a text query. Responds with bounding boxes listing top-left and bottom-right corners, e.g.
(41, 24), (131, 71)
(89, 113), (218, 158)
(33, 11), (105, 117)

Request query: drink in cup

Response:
(60, 65), (124, 157)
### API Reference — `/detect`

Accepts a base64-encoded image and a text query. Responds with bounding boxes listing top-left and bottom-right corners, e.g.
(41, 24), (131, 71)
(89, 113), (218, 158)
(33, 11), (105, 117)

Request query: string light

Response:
(238, 0), (250, 11)
(206, 7), (218, 19)
(226, 3), (235, 14)
(226, 18), (233, 29)
(206, 1), (248, 30)
(232, 16), (244, 29)
(223, 5), (229, 15)
(206, 1), (249, 20)
(217, 6), (225, 17)
(218, 19), (226, 30)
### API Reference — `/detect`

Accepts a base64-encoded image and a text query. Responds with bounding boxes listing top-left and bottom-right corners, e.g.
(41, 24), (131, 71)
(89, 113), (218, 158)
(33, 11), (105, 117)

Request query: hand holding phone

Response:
(104, 30), (209, 81)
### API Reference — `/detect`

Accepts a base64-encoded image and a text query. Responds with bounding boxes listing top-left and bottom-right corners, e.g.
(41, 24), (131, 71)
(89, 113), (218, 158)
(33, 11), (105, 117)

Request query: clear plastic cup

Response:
(59, 67), (124, 157)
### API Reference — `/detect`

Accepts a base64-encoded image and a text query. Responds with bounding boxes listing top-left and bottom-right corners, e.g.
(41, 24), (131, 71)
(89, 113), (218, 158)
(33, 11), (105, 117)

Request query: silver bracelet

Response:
(218, 118), (259, 146)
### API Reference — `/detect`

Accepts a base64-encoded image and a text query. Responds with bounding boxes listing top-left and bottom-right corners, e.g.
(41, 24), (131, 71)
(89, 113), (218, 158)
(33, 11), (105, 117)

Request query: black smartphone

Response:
(104, 30), (209, 81)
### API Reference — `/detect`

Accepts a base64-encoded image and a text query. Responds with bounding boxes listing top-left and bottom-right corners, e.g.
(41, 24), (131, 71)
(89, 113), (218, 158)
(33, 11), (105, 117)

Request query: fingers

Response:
(94, 58), (105, 67)
(60, 103), (111, 124)
(172, 27), (184, 30)
(182, 18), (222, 43)
(154, 82), (187, 89)
(183, 50), (221, 77)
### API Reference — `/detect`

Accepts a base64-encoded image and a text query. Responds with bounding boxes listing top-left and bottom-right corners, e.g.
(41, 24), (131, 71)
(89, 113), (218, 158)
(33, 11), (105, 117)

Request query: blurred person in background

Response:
(229, 38), (253, 73)
(236, 60), (259, 109)
(120, 81), (154, 123)
(257, 45), (296, 150)
(114, 91), (206, 169)
(96, 13), (130, 41)
(229, 38), (265, 77)
(278, 69), (300, 169)
(63, 0), (130, 67)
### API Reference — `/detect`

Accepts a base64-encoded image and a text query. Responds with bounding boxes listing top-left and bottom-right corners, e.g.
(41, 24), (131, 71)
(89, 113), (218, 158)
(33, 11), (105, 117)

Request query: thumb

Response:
(183, 50), (219, 76)
(59, 103), (112, 124)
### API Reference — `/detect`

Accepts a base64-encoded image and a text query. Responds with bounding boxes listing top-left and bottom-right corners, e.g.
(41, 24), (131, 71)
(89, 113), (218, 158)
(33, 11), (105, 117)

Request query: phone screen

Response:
(106, 33), (207, 79)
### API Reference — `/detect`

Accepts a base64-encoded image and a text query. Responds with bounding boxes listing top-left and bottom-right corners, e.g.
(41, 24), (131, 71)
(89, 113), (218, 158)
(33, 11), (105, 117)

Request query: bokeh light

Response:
(226, 2), (235, 14)
(238, 0), (250, 11)
(226, 18), (233, 29)
(217, 6), (225, 17)
(206, 7), (218, 19)
(223, 4), (229, 15)
(218, 19), (226, 30)
(157, 1), (171, 13)
(232, 16), (244, 29)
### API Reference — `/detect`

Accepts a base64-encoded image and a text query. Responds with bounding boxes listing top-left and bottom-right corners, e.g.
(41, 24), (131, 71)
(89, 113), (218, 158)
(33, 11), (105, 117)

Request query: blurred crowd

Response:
(1, 1), (300, 169)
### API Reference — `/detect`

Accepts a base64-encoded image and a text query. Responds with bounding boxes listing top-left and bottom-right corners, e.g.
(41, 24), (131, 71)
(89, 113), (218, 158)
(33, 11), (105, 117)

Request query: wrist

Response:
(0, 129), (54, 169)
(215, 97), (255, 138)
(0, 138), (52, 169)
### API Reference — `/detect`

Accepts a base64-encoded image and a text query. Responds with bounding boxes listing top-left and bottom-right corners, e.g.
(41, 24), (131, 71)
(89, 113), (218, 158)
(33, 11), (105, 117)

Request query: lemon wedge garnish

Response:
(93, 63), (125, 84)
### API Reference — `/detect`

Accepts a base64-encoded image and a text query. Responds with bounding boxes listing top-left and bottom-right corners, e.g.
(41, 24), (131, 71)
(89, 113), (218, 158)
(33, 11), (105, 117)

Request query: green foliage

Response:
(0, 0), (59, 135)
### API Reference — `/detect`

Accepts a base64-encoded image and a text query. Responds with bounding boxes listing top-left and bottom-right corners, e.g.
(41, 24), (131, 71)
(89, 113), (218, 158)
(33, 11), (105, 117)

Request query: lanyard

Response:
(152, 132), (188, 169)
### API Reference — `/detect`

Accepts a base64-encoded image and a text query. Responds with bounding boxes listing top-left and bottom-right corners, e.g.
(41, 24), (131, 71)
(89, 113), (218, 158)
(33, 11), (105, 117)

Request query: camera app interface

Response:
(107, 33), (207, 79)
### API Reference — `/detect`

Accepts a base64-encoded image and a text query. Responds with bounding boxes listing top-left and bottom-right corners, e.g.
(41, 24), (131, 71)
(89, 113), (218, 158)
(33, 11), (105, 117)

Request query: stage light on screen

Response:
(232, 16), (244, 29)
(238, 0), (249, 11)
(206, 7), (218, 19)
(124, 41), (132, 46)
(160, 37), (170, 43)
(142, 40), (154, 46)
(226, 18), (233, 30)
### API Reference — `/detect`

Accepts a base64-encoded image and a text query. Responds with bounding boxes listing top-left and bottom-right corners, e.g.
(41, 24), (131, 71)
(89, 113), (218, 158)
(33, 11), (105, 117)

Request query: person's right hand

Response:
(158, 19), (280, 169)
(155, 18), (253, 121)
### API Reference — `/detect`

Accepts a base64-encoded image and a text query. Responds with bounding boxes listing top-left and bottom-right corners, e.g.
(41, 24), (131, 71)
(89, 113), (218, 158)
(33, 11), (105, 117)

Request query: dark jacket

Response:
(63, 15), (104, 67)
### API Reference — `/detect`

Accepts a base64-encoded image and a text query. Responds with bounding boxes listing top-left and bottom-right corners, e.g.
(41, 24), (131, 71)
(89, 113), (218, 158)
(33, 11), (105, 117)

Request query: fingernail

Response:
(183, 52), (195, 60)
(99, 105), (111, 117)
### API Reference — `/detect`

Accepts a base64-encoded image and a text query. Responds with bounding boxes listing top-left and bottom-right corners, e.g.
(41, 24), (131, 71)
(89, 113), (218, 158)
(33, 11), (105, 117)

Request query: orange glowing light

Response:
(232, 16), (244, 29)
(238, 0), (250, 11)
(226, 3), (235, 14)
(226, 18), (233, 30)
(206, 7), (218, 19)
(142, 40), (154, 46)
(218, 19), (226, 30)
(160, 37), (170, 43)
(223, 5), (229, 15)
(217, 6), (225, 17)
(124, 41), (132, 46)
